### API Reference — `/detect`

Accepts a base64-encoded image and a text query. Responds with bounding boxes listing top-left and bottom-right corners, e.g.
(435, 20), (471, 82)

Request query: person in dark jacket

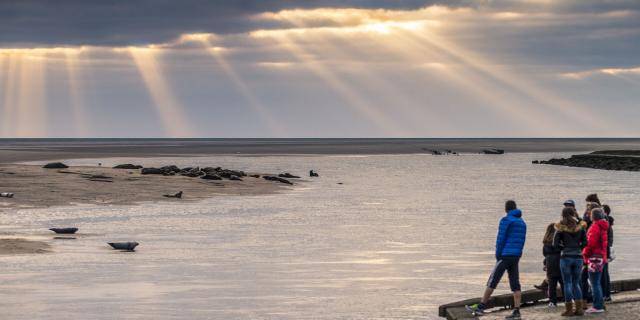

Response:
(602, 204), (614, 301)
(543, 223), (564, 307)
(535, 200), (578, 292)
(553, 207), (588, 316)
(466, 200), (527, 320)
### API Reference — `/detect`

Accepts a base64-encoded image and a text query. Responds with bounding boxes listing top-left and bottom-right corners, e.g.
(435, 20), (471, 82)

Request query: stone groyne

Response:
(534, 150), (640, 171)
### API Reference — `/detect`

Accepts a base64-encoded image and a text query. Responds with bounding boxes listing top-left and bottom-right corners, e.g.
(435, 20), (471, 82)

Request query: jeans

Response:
(560, 257), (583, 302)
(601, 263), (611, 298)
(589, 271), (604, 309)
(581, 265), (592, 302)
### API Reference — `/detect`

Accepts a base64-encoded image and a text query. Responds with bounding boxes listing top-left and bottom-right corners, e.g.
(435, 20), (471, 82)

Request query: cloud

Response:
(0, 0), (466, 47)
(561, 66), (640, 79)
(4, 0), (637, 47)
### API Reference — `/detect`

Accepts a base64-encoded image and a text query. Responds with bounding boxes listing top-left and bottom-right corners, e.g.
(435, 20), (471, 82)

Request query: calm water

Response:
(1, 153), (639, 319)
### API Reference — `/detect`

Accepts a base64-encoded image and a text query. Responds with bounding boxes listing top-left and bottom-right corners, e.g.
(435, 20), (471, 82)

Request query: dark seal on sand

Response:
(263, 176), (293, 185)
(113, 164), (143, 169)
(279, 173), (300, 179)
(49, 227), (79, 234)
(108, 242), (139, 251)
(43, 162), (69, 169)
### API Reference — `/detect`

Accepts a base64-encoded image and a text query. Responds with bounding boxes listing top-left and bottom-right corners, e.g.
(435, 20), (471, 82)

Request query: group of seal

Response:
(48, 228), (139, 251)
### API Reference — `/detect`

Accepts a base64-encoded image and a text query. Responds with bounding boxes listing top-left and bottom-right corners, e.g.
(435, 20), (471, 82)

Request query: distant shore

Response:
(2, 138), (640, 163)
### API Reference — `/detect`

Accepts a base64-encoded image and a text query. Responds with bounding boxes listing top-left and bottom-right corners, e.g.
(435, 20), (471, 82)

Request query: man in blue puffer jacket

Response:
(467, 200), (527, 319)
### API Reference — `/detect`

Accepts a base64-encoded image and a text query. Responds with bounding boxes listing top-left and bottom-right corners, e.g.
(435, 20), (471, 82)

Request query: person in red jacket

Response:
(582, 208), (608, 313)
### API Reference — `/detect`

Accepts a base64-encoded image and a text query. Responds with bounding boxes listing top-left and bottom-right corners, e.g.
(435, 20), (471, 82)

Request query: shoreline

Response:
(2, 138), (640, 163)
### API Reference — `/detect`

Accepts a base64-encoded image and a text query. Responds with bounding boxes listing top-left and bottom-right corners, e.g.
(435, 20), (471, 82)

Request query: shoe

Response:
(585, 307), (605, 313)
(504, 309), (521, 320)
(574, 300), (584, 316)
(561, 302), (574, 317)
(534, 279), (549, 291)
(548, 302), (557, 308)
(465, 303), (485, 316)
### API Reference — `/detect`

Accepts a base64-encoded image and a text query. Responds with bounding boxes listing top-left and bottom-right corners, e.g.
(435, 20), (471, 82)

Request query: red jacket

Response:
(583, 219), (609, 264)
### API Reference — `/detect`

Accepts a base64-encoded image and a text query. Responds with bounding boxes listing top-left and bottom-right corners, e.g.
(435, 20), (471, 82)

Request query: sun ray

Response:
(1, 54), (22, 136)
(16, 53), (47, 137)
(269, 12), (555, 136)
(609, 74), (640, 86)
(406, 29), (616, 135)
(310, 32), (462, 136)
(270, 33), (406, 136)
(64, 49), (89, 136)
(196, 39), (287, 137)
(382, 29), (562, 135)
(128, 47), (194, 137)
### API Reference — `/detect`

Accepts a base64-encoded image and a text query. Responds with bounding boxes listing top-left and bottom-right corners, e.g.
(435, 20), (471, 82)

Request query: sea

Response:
(1, 140), (639, 319)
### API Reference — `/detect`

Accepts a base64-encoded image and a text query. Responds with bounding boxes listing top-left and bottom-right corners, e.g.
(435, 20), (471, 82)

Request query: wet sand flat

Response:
(0, 164), (290, 210)
(0, 238), (50, 255)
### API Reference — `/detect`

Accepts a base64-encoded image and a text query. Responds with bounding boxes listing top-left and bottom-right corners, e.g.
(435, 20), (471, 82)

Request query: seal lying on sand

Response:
(0, 192), (14, 198)
(108, 242), (139, 251)
(49, 227), (79, 234)
(163, 191), (183, 198)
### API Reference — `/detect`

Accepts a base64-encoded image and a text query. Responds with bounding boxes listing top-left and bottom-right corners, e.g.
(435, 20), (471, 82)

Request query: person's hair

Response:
(603, 204), (611, 215)
(592, 208), (605, 221)
(586, 193), (601, 205)
(543, 223), (555, 245)
(561, 207), (577, 228)
(505, 200), (517, 212)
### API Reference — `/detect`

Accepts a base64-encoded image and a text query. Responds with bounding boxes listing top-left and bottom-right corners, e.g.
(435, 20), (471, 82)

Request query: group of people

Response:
(466, 194), (615, 319)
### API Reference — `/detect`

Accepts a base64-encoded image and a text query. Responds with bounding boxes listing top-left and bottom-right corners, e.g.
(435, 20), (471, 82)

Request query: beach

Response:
(1, 140), (640, 319)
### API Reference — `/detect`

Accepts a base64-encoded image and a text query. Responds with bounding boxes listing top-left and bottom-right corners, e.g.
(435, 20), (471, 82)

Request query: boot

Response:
(561, 302), (575, 317)
(574, 300), (584, 316)
(534, 279), (549, 291)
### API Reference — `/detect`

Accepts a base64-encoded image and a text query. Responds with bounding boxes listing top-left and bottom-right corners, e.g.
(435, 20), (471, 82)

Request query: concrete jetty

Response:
(438, 278), (640, 319)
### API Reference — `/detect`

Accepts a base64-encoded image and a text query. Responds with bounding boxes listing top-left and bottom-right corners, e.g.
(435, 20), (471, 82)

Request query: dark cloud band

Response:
(0, 0), (463, 47)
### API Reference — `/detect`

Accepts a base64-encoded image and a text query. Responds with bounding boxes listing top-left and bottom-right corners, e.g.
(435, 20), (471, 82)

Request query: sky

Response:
(0, 0), (639, 138)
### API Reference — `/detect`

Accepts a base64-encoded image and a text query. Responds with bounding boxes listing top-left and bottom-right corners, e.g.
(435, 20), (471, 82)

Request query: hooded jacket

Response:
(583, 219), (609, 264)
(495, 209), (527, 258)
(552, 220), (587, 258)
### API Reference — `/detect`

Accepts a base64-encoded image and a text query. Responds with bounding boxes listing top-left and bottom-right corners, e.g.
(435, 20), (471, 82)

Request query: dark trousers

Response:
(548, 276), (564, 304)
(601, 263), (611, 298)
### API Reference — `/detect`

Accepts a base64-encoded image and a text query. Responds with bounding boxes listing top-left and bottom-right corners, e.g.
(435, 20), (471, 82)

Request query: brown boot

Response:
(561, 302), (575, 317)
(574, 300), (584, 316)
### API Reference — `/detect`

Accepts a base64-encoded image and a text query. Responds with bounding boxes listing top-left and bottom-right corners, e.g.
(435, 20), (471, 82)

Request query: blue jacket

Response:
(495, 209), (527, 258)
